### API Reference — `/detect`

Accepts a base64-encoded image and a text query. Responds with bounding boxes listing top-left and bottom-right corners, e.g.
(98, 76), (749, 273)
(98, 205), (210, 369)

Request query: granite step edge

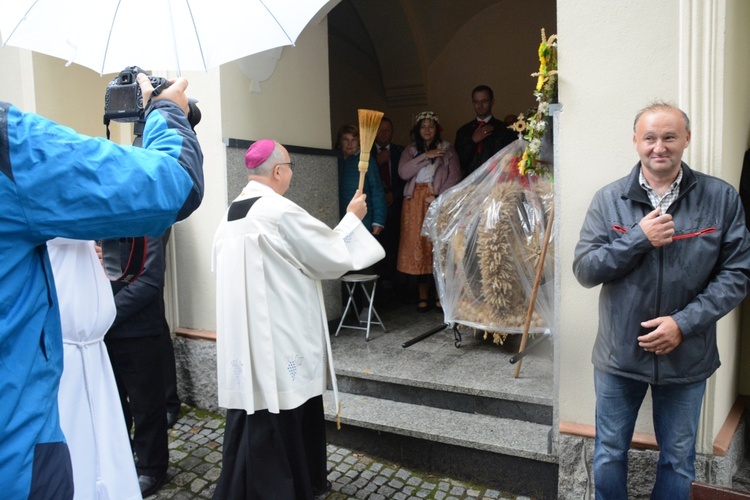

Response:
(323, 390), (557, 464)
(333, 367), (554, 407)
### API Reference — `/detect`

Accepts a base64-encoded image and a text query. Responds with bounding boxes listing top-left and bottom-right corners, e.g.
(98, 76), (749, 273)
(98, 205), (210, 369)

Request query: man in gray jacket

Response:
(573, 102), (750, 499)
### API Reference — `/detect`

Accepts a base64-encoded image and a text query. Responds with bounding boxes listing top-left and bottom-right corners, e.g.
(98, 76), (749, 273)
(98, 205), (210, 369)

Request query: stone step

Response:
(324, 390), (554, 462)
(329, 319), (555, 428)
(323, 390), (558, 498)
(325, 303), (558, 497)
(336, 370), (553, 426)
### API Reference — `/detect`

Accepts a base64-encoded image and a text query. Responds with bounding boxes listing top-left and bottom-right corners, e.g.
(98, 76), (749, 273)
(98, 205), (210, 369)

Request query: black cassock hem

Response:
(213, 395), (328, 500)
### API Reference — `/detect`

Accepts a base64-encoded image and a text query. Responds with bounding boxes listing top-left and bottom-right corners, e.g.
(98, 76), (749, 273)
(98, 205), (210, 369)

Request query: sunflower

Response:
(510, 119), (527, 133)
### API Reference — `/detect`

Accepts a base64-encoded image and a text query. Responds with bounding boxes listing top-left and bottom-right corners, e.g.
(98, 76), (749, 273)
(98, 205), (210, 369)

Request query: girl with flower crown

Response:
(397, 111), (461, 312)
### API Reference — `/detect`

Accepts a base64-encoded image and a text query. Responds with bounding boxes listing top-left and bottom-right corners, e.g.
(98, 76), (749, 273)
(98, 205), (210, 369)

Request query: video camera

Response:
(103, 65), (200, 130)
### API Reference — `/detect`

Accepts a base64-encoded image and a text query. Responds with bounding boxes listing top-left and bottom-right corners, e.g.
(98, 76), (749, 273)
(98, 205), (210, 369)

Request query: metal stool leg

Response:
(359, 280), (386, 341)
(335, 281), (358, 337)
(368, 281), (386, 333)
(335, 275), (386, 341)
(362, 282), (373, 341)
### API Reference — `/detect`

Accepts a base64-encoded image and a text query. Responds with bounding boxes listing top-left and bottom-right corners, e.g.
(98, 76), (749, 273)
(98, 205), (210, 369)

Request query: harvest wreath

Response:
(423, 29), (557, 347)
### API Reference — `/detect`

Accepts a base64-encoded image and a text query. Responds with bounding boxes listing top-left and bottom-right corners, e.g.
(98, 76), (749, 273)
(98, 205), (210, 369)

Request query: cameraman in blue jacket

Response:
(0, 73), (204, 499)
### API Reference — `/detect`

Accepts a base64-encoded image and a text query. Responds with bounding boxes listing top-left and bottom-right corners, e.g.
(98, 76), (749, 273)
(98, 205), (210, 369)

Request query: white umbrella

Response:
(0, 0), (334, 75)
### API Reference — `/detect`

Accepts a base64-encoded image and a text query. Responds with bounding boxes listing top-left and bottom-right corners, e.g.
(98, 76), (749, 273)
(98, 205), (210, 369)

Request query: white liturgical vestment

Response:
(213, 181), (384, 415)
(48, 238), (141, 500)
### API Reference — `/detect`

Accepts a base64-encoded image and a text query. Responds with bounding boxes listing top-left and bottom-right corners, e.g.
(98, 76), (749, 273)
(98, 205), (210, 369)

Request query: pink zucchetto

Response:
(244, 139), (275, 169)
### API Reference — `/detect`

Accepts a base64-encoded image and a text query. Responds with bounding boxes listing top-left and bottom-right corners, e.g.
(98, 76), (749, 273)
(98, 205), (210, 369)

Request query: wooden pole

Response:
(514, 204), (554, 378)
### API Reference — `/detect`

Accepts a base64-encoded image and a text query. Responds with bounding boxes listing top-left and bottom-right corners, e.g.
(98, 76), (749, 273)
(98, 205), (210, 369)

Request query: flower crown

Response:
(415, 111), (439, 124)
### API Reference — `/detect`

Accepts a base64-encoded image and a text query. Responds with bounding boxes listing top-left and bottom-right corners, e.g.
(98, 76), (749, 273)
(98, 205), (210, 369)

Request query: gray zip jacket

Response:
(573, 163), (750, 384)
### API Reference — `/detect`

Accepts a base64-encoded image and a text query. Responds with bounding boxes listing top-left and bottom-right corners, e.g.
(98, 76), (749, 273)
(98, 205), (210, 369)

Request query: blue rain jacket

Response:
(0, 99), (203, 498)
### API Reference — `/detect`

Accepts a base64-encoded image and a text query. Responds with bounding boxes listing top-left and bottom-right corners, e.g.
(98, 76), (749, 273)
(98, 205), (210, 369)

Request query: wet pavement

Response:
(148, 406), (535, 499)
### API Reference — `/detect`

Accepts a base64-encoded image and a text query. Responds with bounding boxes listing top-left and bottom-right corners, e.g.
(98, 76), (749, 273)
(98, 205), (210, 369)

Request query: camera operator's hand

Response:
(136, 73), (190, 117)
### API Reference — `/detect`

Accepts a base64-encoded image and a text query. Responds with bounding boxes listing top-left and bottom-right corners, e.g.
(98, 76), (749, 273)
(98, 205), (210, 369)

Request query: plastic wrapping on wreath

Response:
(422, 138), (554, 335)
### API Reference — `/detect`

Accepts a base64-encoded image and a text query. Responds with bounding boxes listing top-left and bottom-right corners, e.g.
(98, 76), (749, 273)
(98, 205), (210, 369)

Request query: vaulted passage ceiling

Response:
(328, 0), (502, 107)
(327, 0), (557, 145)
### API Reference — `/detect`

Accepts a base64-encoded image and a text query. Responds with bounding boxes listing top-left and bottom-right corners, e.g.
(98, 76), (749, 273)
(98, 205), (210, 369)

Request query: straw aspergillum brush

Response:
(356, 109), (384, 192)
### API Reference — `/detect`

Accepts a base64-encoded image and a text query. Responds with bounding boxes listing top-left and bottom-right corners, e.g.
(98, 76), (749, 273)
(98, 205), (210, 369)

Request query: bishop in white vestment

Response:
(212, 140), (384, 499)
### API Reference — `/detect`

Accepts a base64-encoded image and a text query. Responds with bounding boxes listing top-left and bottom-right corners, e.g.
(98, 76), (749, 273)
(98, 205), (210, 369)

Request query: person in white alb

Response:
(212, 140), (384, 499)
(48, 238), (141, 500)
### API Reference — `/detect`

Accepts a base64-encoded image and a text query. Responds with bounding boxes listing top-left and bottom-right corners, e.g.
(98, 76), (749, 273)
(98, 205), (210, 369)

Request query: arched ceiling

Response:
(329, 0), (503, 107)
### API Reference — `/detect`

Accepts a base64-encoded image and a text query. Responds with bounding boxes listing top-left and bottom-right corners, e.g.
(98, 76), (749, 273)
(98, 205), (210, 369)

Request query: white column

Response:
(679, 0), (727, 454)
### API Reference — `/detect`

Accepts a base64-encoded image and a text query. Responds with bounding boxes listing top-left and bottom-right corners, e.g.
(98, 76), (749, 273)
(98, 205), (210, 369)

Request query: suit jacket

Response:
(454, 116), (516, 178)
(107, 232), (168, 339)
(374, 142), (405, 223)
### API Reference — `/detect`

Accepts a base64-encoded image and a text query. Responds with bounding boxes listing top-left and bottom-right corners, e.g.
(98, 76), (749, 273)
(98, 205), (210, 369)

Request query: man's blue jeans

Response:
(593, 368), (706, 500)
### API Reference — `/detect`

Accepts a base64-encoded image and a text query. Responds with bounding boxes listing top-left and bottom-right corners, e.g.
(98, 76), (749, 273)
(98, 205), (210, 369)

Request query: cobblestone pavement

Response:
(149, 406), (533, 500)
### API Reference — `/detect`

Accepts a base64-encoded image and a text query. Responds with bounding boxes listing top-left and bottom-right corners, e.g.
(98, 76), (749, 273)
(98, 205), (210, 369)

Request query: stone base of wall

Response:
(174, 334), (221, 413)
(557, 418), (746, 499)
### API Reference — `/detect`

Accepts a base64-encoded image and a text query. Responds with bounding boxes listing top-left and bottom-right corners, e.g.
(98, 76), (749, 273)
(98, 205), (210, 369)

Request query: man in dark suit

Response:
(105, 231), (172, 497)
(373, 117), (406, 290)
(454, 85), (516, 178)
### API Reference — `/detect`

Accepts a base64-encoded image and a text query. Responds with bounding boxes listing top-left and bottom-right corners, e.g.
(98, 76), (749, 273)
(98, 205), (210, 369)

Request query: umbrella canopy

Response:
(0, 0), (334, 75)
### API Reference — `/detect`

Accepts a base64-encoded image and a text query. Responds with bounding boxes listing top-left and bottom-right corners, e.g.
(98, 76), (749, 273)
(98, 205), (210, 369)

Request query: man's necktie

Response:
(473, 120), (487, 154)
(378, 146), (391, 189)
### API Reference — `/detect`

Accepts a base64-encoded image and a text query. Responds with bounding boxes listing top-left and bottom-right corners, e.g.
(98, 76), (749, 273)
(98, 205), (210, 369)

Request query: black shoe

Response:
(417, 300), (430, 313)
(166, 410), (179, 429)
(313, 480), (332, 499)
(139, 472), (168, 498)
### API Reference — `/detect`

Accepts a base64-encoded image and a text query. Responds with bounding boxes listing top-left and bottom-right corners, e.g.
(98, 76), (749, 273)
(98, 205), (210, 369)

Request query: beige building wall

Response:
(558, 0), (681, 438)
(30, 53), (114, 138)
(0, 48), (134, 144)
(558, 0), (750, 452)
(220, 23), (332, 149)
(0, 47), (34, 110)
(163, 65), (226, 332)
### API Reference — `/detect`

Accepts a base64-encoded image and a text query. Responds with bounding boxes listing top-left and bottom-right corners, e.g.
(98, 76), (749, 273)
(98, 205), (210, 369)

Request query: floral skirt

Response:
(397, 183), (433, 276)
